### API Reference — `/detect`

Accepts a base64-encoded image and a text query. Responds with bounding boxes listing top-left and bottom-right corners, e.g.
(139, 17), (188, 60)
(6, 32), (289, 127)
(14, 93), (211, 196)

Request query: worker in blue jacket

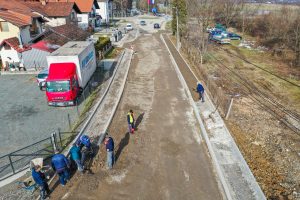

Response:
(69, 143), (83, 172)
(104, 134), (114, 169)
(196, 82), (205, 102)
(51, 151), (70, 186)
(32, 165), (50, 199)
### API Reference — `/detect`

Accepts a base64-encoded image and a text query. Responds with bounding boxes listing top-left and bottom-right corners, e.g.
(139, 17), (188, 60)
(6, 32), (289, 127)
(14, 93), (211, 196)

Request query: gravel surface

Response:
(46, 20), (223, 199)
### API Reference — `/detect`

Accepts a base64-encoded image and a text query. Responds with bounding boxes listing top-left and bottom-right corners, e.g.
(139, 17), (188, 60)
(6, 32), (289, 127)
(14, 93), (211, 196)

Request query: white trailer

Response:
(46, 41), (97, 88)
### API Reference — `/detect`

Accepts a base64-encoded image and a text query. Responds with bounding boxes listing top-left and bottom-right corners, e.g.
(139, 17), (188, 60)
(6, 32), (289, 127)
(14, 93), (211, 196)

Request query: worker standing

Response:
(196, 82), (205, 102)
(127, 110), (135, 134)
(51, 151), (70, 186)
(32, 165), (50, 200)
(69, 143), (84, 173)
(104, 134), (114, 169)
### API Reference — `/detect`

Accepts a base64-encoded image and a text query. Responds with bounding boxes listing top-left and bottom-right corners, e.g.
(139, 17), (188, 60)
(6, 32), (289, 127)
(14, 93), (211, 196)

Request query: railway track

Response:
(204, 47), (300, 134)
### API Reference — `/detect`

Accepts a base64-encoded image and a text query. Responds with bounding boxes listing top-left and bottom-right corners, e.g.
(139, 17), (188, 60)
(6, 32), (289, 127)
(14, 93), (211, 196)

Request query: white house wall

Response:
(0, 18), (20, 44)
(0, 49), (20, 67)
(78, 14), (89, 30)
(96, 1), (110, 23)
(46, 17), (67, 27)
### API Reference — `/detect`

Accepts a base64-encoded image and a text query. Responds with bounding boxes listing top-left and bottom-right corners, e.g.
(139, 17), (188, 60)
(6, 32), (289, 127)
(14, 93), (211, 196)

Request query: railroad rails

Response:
(206, 45), (300, 134)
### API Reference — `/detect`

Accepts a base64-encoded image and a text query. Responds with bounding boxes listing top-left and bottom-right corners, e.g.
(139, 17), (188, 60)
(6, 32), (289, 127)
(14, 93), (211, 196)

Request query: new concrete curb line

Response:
(34, 50), (130, 200)
(160, 34), (232, 200)
(97, 49), (134, 145)
(166, 35), (266, 200)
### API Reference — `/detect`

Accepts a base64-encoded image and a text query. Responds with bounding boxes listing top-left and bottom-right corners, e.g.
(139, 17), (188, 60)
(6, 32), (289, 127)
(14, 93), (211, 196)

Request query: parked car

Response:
(126, 23), (133, 31)
(228, 32), (242, 40)
(36, 69), (48, 90)
(154, 23), (160, 29)
(140, 20), (146, 26)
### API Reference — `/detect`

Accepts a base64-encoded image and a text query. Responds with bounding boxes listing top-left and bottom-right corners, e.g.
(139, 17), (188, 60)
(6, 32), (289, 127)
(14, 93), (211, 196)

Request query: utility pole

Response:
(176, 7), (180, 50)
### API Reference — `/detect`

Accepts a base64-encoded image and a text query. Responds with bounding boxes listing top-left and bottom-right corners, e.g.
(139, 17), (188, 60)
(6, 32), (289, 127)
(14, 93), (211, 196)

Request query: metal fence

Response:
(0, 131), (77, 181)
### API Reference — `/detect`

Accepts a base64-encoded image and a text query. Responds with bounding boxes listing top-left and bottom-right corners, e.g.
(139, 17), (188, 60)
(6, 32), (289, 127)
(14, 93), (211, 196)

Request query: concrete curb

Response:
(161, 34), (232, 200)
(97, 49), (134, 144)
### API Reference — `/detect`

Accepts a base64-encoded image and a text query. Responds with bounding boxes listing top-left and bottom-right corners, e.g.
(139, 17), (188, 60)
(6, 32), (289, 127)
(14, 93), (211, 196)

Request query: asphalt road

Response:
(0, 75), (85, 156)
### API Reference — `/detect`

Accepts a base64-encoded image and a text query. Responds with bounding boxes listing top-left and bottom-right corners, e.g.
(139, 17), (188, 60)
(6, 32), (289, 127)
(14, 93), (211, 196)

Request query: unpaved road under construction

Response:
(49, 32), (223, 200)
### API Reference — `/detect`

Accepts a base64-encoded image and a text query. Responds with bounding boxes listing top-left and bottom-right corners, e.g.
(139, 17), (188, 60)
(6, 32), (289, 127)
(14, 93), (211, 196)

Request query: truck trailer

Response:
(46, 41), (96, 106)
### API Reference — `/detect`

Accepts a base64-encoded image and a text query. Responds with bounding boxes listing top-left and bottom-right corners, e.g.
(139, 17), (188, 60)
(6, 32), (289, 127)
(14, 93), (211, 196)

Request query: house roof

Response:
(48, 0), (99, 13)
(34, 23), (91, 48)
(23, 2), (80, 17)
(0, 0), (41, 27)
(0, 37), (31, 52)
(31, 40), (59, 52)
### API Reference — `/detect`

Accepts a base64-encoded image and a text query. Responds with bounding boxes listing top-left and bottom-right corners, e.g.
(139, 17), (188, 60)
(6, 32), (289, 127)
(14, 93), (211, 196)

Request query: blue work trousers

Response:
(57, 168), (70, 185)
(107, 151), (114, 169)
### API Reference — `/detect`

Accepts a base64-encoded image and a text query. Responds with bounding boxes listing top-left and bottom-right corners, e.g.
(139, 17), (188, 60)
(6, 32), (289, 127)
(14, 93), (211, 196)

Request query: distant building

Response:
(96, 0), (113, 24)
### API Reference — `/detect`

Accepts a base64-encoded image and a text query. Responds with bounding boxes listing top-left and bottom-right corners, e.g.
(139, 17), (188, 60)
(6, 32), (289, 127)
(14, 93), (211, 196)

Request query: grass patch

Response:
(105, 47), (123, 59)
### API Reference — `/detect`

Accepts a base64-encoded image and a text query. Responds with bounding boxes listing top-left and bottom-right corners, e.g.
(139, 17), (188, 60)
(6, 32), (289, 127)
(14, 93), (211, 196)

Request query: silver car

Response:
(36, 69), (48, 90)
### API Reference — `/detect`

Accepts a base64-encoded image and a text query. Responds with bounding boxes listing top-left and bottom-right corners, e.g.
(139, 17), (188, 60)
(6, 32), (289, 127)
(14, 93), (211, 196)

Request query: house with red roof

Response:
(0, 24), (91, 70)
(0, 0), (46, 45)
(22, 0), (81, 27)
(47, 0), (100, 30)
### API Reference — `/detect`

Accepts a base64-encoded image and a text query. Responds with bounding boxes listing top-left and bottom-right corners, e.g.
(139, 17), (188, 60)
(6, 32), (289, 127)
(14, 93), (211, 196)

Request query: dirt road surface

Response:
(49, 32), (223, 200)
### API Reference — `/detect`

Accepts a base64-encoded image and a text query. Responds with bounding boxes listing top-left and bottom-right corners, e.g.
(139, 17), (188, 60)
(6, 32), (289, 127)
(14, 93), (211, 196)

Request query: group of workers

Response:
(30, 79), (204, 199)
(31, 110), (136, 199)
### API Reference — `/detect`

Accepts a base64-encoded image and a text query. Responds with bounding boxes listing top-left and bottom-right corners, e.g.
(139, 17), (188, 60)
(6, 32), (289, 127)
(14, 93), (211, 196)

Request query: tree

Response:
(187, 0), (216, 64)
(288, 14), (300, 67)
(214, 0), (245, 28)
(171, 0), (187, 36)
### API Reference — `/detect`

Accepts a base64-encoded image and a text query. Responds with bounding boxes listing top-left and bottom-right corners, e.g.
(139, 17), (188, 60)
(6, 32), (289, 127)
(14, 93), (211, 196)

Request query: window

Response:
(77, 17), (82, 22)
(46, 81), (70, 92)
(0, 22), (9, 32)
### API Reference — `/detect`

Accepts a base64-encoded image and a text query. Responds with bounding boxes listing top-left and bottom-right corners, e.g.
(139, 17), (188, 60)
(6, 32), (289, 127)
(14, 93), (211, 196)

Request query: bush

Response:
(94, 37), (111, 52)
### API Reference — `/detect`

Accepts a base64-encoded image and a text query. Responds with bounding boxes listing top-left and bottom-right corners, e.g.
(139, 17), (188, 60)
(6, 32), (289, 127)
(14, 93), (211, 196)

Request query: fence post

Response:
(67, 113), (71, 130)
(57, 128), (63, 148)
(51, 132), (57, 152)
(8, 155), (15, 174)
(225, 98), (234, 120)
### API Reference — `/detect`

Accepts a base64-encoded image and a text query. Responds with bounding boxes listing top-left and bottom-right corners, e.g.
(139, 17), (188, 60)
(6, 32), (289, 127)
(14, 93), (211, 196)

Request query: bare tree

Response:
(214, 0), (245, 28)
(288, 14), (300, 67)
(187, 0), (216, 64)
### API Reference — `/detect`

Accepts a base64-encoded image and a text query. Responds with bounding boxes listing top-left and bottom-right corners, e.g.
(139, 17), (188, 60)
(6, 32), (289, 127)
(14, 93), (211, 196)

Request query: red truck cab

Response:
(46, 63), (80, 106)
